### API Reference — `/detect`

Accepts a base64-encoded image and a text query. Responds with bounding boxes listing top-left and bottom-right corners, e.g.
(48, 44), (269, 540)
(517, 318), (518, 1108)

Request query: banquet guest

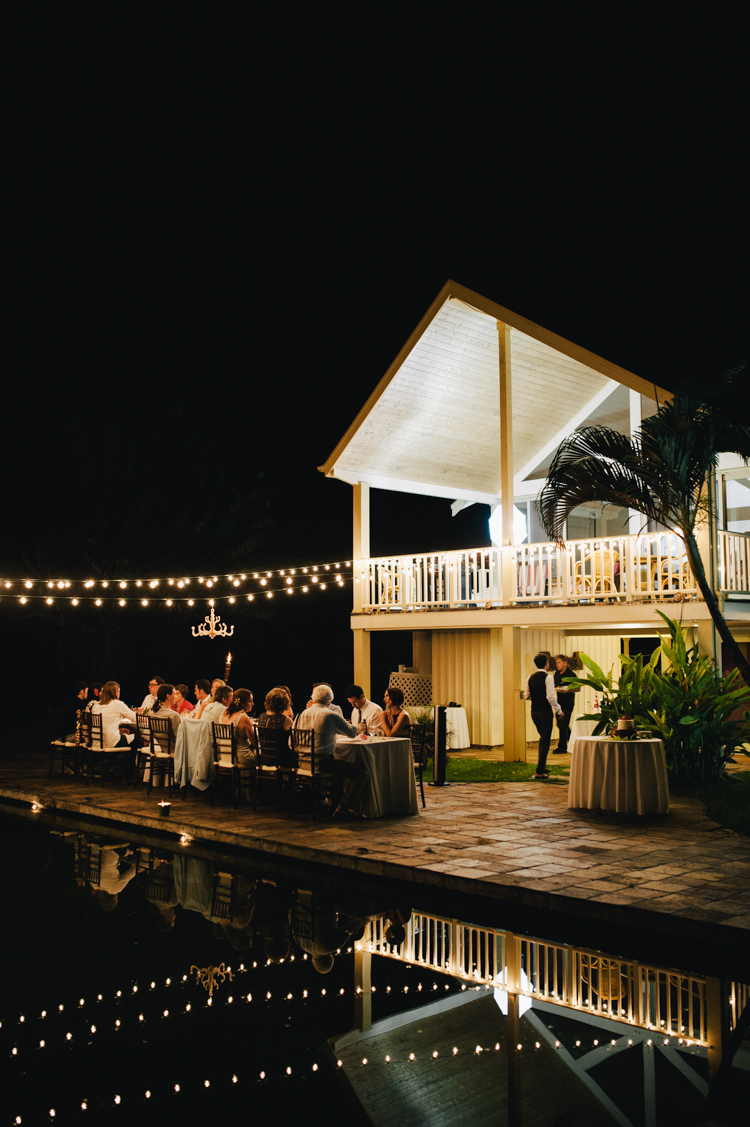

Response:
(296, 685), (367, 818)
(200, 684), (233, 724)
(194, 679), (211, 709)
(194, 678), (225, 719)
(553, 654), (580, 754)
(86, 682), (104, 709)
(346, 685), (384, 734)
(382, 687), (411, 737)
(221, 689), (258, 766)
(305, 682), (343, 716)
(140, 676), (165, 711)
(277, 685), (295, 720)
(91, 681), (138, 748)
(68, 681), (88, 737)
(523, 653), (564, 779)
(149, 684), (181, 749)
(172, 684), (194, 715)
(259, 688), (294, 738)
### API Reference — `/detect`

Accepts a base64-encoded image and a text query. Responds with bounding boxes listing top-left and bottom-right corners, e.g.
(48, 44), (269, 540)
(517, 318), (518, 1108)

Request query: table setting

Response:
(335, 732), (419, 818)
(568, 716), (669, 815)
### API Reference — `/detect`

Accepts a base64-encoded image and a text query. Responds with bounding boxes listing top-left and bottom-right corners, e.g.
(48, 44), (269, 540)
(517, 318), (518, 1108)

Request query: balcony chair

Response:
(254, 725), (293, 812)
(133, 713), (154, 788)
(574, 549), (619, 596)
(207, 722), (253, 807)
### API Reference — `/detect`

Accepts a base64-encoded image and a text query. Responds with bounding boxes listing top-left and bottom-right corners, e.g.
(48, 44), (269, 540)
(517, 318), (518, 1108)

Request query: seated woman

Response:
(258, 688), (294, 735)
(90, 681), (138, 748)
(277, 685), (295, 721)
(172, 684), (194, 716)
(220, 688), (258, 767)
(382, 687), (411, 737)
(149, 684), (182, 750)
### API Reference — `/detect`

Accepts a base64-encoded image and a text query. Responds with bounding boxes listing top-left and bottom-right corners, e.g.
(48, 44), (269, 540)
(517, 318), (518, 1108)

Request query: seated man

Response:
(305, 681), (343, 716)
(296, 685), (368, 818)
(199, 684), (233, 724)
(140, 676), (165, 711)
(346, 684), (384, 734)
(195, 678), (226, 719)
(193, 679), (211, 716)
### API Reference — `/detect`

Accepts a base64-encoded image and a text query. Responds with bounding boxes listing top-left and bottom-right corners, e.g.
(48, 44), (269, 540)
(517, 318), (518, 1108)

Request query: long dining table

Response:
(335, 735), (419, 818)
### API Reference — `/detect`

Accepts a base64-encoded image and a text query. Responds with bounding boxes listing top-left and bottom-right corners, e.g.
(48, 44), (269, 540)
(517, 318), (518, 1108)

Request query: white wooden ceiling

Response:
(321, 286), (660, 504)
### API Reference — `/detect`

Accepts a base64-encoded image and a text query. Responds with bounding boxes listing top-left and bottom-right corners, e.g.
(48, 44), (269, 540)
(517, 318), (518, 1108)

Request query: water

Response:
(1, 812), (747, 1126)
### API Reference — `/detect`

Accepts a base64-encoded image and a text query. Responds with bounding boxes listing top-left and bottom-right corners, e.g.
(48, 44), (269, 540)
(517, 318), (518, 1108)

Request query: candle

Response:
(158, 801), (171, 817)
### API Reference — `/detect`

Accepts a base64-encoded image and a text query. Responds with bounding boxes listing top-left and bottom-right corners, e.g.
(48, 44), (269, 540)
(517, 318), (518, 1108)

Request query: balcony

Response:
(358, 530), (750, 612)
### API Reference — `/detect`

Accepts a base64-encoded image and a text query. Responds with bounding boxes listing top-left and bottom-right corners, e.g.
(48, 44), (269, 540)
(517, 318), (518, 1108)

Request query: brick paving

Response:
(2, 751), (749, 945)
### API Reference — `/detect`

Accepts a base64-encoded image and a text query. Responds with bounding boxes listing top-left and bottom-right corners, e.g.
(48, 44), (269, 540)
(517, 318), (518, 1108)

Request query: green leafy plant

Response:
(567, 611), (750, 785)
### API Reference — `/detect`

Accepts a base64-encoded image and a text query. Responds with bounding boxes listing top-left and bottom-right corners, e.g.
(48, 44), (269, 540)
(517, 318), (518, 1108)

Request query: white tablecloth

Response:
(430, 706), (471, 749)
(335, 736), (419, 818)
(174, 718), (215, 791)
(569, 716), (599, 744)
(568, 736), (669, 815)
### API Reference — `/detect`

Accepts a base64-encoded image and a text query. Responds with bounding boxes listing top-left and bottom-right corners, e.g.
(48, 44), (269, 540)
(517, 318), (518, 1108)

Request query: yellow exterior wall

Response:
(433, 627), (621, 747)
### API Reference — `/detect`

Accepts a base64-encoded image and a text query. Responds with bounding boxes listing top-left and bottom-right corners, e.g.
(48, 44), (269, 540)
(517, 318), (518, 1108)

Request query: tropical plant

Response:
(538, 365), (750, 687)
(568, 612), (750, 785)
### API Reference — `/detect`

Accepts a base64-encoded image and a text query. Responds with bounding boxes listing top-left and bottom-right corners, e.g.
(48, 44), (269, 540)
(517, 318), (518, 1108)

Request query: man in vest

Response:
(523, 653), (564, 779)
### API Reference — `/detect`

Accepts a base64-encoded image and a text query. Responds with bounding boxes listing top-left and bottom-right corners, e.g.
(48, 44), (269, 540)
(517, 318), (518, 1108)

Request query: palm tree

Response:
(538, 364), (750, 687)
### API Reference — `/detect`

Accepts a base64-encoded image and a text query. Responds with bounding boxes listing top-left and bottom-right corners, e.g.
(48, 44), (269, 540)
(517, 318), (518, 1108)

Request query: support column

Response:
(353, 630), (371, 698)
(352, 482), (371, 694)
(498, 322), (515, 604)
(489, 628), (503, 747)
(629, 390), (642, 536)
(502, 625), (526, 761)
(353, 948), (372, 1032)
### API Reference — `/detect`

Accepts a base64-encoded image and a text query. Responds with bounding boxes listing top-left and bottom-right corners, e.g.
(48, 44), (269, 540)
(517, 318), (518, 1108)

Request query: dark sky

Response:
(2, 22), (746, 708)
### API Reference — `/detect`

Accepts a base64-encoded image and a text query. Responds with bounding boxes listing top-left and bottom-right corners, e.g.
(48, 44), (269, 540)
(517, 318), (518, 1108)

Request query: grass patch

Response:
(672, 773), (750, 837)
(425, 757), (569, 783)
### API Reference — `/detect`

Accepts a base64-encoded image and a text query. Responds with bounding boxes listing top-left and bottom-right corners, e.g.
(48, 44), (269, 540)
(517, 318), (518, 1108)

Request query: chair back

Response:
(136, 714), (151, 743)
(257, 723), (293, 768)
(411, 723), (428, 767)
(148, 715), (176, 756)
(78, 711), (101, 749)
(211, 722), (237, 766)
(291, 726), (316, 774)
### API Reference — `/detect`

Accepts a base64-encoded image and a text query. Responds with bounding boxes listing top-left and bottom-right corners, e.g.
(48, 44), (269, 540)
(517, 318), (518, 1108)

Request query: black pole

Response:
(429, 704), (450, 787)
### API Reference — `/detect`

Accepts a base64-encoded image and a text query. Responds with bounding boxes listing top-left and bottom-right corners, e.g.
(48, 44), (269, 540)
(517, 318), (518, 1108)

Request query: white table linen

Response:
(430, 706), (471, 749)
(569, 716), (598, 744)
(568, 736), (669, 815)
(174, 718), (215, 791)
(335, 736), (419, 818)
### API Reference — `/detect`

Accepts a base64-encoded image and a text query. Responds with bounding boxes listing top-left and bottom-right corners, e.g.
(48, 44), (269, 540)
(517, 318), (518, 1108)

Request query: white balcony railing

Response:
(359, 912), (714, 1042)
(360, 532), (706, 610)
(718, 529), (750, 594)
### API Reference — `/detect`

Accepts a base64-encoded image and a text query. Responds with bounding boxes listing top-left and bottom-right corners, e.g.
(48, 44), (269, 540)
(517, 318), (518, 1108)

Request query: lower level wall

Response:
(431, 628), (621, 747)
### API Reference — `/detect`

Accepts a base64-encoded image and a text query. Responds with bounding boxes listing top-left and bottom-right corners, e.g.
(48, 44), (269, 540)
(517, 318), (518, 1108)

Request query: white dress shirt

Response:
(91, 700), (138, 747)
(350, 698), (384, 734)
(296, 704), (357, 764)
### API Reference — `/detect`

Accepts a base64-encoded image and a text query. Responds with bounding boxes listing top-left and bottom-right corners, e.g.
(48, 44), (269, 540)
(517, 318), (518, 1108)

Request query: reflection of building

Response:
(320, 281), (750, 754)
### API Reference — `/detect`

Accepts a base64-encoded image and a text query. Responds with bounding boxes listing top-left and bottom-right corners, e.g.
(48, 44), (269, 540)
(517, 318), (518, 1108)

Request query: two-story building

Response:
(319, 281), (750, 758)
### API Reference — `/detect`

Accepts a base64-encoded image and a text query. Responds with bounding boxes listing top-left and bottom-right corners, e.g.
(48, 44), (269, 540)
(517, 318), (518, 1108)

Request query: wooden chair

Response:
(133, 713), (154, 788)
(146, 716), (176, 798)
(574, 550), (619, 596)
(48, 708), (80, 778)
(211, 869), (237, 919)
(79, 712), (129, 784)
(288, 728), (335, 820)
(208, 722), (250, 808)
(410, 723), (428, 808)
(254, 724), (292, 812)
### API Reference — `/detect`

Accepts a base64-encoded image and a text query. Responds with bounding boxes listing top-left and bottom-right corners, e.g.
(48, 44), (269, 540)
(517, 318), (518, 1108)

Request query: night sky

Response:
(2, 23), (745, 714)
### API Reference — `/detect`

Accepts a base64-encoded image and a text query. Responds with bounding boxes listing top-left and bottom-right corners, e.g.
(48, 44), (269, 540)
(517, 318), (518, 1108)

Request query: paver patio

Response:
(2, 750), (749, 951)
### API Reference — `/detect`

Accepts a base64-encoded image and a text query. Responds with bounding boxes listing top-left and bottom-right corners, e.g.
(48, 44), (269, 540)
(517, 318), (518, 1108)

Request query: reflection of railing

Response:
(717, 530), (750, 594)
(359, 912), (727, 1045)
(360, 533), (699, 610)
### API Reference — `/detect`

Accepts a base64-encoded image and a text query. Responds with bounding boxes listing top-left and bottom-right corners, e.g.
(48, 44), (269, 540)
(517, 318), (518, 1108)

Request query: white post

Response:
(498, 322), (515, 604)
(629, 389), (642, 536)
(353, 483), (371, 694)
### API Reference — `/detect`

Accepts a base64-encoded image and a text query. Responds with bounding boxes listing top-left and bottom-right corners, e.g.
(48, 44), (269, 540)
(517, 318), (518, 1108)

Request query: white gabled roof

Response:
(320, 281), (669, 504)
